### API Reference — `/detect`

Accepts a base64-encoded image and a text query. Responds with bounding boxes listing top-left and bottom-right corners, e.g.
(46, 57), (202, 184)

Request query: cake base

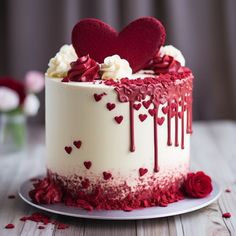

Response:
(19, 176), (221, 220)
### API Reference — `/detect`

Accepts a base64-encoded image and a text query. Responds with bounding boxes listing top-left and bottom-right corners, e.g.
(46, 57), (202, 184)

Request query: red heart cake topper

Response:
(72, 17), (166, 72)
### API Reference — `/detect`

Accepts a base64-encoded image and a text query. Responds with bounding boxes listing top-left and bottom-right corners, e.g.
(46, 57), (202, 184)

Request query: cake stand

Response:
(19, 176), (221, 220)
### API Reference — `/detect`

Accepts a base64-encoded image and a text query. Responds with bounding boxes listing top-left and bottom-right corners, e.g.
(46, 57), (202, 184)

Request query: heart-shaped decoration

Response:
(103, 171), (112, 180)
(142, 100), (152, 109)
(106, 103), (116, 111)
(162, 106), (169, 114)
(84, 161), (92, 169)
(64, 146), (72, 154)
(72, 17), (166, 72)
(133, 103), (141, 111)
(157, 117), (165, 125)
(148, 108), (157, 116)
(94, 93), (106, 102)
(139, 114), (147, 122)
(73, 140), (82, 149)
(139, 168), (148, 177)
(114, 115), (123, 124)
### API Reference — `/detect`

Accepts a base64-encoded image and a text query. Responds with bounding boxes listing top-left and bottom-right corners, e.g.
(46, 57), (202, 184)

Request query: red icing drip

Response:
(104, 71), (193, 172)
(129, 101), (135, 152)
(153, 104), (159, 172)
(167, 100), (172, 146)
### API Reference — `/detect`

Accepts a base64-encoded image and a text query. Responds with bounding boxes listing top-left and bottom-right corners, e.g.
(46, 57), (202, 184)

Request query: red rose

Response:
(0, 76), (26, 104)
(29, 178), (62, 204)
(184, 171), (213, 198)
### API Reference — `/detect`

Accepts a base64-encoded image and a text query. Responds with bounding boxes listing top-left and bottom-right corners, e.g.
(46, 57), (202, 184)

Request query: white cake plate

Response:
(19, 176), (221, 220)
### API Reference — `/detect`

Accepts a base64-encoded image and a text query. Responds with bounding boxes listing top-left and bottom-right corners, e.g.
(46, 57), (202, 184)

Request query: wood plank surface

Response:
(0, 121), (235, 236)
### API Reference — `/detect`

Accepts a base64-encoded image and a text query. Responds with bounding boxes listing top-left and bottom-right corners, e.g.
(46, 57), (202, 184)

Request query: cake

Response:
(29, 17), (213, 211)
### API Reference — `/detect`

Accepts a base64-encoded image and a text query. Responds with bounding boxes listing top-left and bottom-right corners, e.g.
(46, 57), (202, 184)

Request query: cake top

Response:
(46, 17), (188, 82)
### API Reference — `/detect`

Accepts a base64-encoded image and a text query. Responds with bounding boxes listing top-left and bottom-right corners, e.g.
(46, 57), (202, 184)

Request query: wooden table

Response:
(0, 121), (235, 236)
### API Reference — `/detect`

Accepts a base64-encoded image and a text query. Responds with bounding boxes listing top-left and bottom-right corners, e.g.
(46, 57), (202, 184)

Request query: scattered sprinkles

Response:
(5, 223), (15, 229)
(222, 212), (231, 218)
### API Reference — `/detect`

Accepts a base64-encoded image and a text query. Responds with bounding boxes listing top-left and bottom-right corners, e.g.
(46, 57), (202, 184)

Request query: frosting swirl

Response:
(100, 55), (132, 80)
(65, 55), (100, 82)
(146, 55), (181, 74)
(46, 44), (78, 78)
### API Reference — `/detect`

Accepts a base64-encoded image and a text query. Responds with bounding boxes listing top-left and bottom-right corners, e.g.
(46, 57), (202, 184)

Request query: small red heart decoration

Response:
(94, 93), (105, 102)
(73, 140), (82, 149)
(114, 116), (123, 124)
(148, 108), (157, 116)
(157, 117), (165, 125)
(103, 171), (112, 180)
(133, 103), (141, 111)
(139, 168), (148, 177)
(142, 100), (152, 109)
(64, 146), (72, 154)
(72, 17), (166, 72)
(178, 112), (183, 119)
(84, 161), (92, 169)
(162, 106), (169, 114)
(106, 103), (116, 111)
(139, 114), (147, 122)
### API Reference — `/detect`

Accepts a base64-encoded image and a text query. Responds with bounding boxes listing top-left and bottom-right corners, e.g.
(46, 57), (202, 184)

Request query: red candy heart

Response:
(133, 103), (141, 111)
(84, 161), (92, 169)
(64, 146), (72, 154)
(139, 168), (148, 177)
(106, 103), (116, 111)
(148, 108), (157, 116)
(103, 172), (112, 180)
(139, 114), (147, 122)
(73, 140), (82, 149)
(72, 17), (166, 72)
(94, 93), (106, 102)
(142, 100), (152, 109)
(157, 117), (165, 125)
(114, 116), (123, 124)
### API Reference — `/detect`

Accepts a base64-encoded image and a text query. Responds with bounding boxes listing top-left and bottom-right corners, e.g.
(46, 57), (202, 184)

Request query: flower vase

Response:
(0, 112), (26, 155)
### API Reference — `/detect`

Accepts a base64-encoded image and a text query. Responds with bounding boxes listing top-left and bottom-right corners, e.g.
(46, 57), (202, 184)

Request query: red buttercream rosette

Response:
(0, 76), (26, 104)
(183, 171), (213, 198)
(146, 55), (181, 74)
(65, 55), (100, 82)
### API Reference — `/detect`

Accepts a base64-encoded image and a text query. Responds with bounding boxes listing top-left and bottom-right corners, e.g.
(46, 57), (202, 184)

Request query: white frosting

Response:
(159, 45), (185, 66)
(46, 76), (190, 188)
(0, 87), (19, 112)
(46, 44), (78, 78)
(100, 55), (132, 80)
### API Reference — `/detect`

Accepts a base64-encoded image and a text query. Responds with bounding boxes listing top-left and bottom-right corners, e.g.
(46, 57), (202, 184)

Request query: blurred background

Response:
(0, 0), (236, 124)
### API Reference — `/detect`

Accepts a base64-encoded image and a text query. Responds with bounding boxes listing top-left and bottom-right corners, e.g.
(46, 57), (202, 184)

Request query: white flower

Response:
(100, 55), (132, 80)
(0, 87), (19, 112)
(25, 70), (45, 93)
(46, 44), (78, 78)
(23, 94), (40, 116)
(159, 45), (185, 66)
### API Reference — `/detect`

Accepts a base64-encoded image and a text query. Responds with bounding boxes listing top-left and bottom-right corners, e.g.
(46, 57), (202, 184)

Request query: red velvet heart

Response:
(72, 17), (166, 72)
(139, 168), (148, 177)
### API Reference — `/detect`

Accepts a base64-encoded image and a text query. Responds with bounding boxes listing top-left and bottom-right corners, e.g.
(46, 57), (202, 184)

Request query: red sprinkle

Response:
(8, 195), (16, 199)
(222, 212), (231, 218)
(38, 226), (45, 229)
(73, 140), (82, 149)
(225, 188), (231, 193)
(106, 103), (116, 111)
(94, 93), (106, 102)
(64, 146), (72, 154)
(114, 116), (123, 124)
(5, 223), (15, 229)
(103, 172), (112, 180)
(139, 114), (147, 122)
(84, 161), (92, 169)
